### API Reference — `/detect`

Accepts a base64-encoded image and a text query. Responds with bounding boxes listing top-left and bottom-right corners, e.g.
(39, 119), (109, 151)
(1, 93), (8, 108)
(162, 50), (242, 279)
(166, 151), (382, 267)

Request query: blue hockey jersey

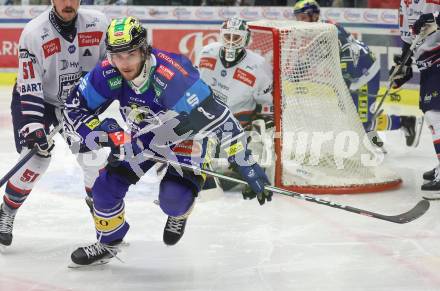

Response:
(330, 20), (380, 91)
(64, 48), (244, 158)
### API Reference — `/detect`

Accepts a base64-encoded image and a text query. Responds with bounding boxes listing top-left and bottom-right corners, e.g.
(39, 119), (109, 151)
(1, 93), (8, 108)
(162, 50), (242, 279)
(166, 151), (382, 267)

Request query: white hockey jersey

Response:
(197, 42), (273, 126)
(16, 7), (108, 117)
(399, 0), (440, 70)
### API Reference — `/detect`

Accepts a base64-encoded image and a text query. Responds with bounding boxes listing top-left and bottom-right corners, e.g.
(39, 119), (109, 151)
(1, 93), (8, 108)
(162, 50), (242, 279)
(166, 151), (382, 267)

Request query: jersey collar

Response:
(128, 54), (157, 95)
(49, 8), (77, 43)
(219, 48), (247, 68)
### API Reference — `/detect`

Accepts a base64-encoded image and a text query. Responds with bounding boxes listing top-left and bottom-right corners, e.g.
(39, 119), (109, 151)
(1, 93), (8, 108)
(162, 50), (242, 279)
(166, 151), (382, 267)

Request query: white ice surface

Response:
(0, 86), (440, 291)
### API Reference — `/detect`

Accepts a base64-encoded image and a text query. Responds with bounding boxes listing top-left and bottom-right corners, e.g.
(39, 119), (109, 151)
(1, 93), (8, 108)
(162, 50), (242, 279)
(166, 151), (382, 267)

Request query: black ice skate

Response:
(163, 216), (187, 246)
(422, 168), (440, 200)
(401, 116), (424, 147)
(0, 205), (16, 248)
(423, 168), (436, 181)
(69, 239), (122, 268)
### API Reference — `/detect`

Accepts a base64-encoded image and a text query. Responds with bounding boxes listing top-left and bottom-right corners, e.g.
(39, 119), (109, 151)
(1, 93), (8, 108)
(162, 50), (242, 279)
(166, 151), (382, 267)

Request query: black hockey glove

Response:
(98, 118), (130, 165)
(412, 13), (439, 35)
(228, 147), (272, 205)
(389, 43), (413, 89)
(21, 123), (54, 156)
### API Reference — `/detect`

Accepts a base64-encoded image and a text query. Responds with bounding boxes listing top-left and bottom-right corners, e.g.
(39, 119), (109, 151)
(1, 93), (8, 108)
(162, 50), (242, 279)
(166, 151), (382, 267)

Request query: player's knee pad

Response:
(93, 201), (129, 244)
(92, 169), (131, 211)
(159, 175), (196, 217)
(425, 110), (440, 139)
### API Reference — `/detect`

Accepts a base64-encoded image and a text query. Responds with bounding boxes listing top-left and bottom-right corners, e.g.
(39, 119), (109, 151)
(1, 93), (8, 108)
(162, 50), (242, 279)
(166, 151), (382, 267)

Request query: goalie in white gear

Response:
(0, 0), (109, 248)
(197, 17), (274, 190)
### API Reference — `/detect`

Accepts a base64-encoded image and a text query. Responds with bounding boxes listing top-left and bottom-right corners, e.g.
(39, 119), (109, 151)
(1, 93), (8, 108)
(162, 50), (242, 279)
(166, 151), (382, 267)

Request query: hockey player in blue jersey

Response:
(64, 17), (272, 266)
(293, 0), (423, 148)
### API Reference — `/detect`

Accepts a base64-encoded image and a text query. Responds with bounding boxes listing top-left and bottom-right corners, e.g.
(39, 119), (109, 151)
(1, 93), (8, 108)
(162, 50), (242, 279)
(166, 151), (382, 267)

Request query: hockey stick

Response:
(142, 153), (429, 224)
(349, 89), (402, 99)
(365, 31), (430, 132)
(0, 124), (62, 188)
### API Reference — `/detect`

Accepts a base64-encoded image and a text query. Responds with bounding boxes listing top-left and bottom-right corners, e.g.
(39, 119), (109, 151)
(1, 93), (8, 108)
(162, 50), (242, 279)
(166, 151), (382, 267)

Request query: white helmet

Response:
(220, 17), (250, 63)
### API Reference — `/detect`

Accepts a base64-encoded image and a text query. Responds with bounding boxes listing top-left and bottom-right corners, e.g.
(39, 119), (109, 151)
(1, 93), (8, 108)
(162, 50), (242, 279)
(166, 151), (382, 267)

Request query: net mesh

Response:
(248, 20), (401, 194)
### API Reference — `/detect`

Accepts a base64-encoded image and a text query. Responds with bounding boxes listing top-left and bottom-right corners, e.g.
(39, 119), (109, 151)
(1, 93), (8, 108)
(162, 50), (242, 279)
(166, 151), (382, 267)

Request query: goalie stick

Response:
(142, 153), (430, 224)
(0, 124), (62, 188)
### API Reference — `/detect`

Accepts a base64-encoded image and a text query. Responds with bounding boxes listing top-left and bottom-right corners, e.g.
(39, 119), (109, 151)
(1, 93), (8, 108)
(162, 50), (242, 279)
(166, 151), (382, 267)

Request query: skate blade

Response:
(0, 245), (7, 253)
(68, 259), (110, 269)
(423, 195), (440, 201)
(422, 190), (440, 200)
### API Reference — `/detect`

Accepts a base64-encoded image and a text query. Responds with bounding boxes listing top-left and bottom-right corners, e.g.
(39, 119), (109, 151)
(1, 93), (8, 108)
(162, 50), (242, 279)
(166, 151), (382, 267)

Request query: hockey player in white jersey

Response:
(395, 0), (440, 193)
(293, 0), (423, 148)
(197, 17), (273, 189)
(0, 0), (108, 248)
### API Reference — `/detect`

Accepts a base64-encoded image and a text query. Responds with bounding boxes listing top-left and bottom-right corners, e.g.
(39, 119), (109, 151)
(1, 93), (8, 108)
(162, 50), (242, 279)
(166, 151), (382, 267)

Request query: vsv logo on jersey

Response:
(42, 38), (61, 58)
(157, 64), (175, 80)
(78, 31), (103, 47)
(233, 68), (256, 87)
(199, 57), (216, 70)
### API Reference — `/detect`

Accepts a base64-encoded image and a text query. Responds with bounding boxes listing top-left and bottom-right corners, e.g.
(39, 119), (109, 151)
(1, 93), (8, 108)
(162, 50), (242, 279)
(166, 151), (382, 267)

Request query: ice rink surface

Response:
(0, 85), (439, 291)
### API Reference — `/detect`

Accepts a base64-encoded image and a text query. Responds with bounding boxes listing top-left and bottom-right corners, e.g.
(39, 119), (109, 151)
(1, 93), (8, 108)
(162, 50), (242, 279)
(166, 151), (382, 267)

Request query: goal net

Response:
(248, 20), (401, 194)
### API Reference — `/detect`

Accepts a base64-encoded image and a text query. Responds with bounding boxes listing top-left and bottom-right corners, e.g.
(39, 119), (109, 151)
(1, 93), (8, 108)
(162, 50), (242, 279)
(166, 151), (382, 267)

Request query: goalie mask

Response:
(220, 17), (250, 63)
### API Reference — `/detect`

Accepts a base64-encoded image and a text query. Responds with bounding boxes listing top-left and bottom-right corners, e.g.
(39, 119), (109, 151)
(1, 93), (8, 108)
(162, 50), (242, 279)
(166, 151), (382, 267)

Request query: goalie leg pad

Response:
(159, 173), (196, 218)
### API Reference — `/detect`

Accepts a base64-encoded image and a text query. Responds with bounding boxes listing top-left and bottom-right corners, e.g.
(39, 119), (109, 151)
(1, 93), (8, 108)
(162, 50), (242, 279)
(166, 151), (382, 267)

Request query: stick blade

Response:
(386, 200), (430, 224)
